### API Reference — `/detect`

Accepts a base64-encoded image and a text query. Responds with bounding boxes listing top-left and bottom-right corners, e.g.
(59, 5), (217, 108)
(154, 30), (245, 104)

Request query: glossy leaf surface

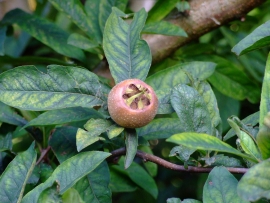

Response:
(0, 65), (108, 111)
(1, 9), (85, 61)
(103, 8), (151, 83)
(0, 143), (36, 203)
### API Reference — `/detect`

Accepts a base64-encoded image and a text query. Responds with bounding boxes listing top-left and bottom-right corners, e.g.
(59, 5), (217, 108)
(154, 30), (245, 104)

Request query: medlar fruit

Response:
(107, 79), (158, 128)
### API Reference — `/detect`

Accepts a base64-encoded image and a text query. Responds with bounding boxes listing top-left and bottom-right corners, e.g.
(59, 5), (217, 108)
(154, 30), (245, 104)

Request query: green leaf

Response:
(73, 161), (111, 203)
(156, 89), (174, 114)
(99, 0), (129, 33)
(182, 199), (201, 203)
(62, 188), (84, 203)
(147, 0), (179, 23)
(48, 0), (100, 43)
(125, 160), (158, 199)
(136, 118), (183, 140)
(22, 151), (111, 203)
(257, 125), (270, 160)
(171, 84), (213, 134)
(227, 118), (261, 161)
(260, 53), (270, 127)
(67, 33), (99, 52)
(196, 81), (221, 129)
(0, 101), (28, 126)
(49, 126), (78, 163)
(139, 145), (157, 177)
(125, 129), (138, 169)
(203, 167), (248, 203)
(210, 154), (243, 167)
(206, 55), (260, 102)
(232, 20), (270, 55)
(166, 132), (258, 162)
(143, 21), (187, 37)
(76, 119), (111, 152)
(0, 142), (37, 203)
(0, 26), (7, 56)
(103, 7), (151, 83)
(84, 0), (102, 43)
(167, 198), (181, 203)
(1, 9), (85, 62)
(146, 62), (216, 91)
(224, 112), (259, 141)
(107, 125), (124, 139)
(0, 133), (12, 152)
(38, 185), (62, 203)
(237, 159), (270, 202)
(109, 168), (137, 192)
(176, 1), (190, 12)
(23, 107), (104, 129)
(169, 145), (196, 162)
(0, 65), (108, 111)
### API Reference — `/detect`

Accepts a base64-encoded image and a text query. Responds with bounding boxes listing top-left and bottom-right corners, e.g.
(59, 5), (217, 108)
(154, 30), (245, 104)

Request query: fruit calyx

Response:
(122, 84), (151, 110)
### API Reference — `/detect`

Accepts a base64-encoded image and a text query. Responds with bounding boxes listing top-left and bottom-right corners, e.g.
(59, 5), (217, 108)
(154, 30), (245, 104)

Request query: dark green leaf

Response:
(67, 33), (99, 52)
(0, 26), (7, 56)
(62, 188), (84, 203)
(23, 107), (104, 129)
(147, 0), (179, 23)
(171, 84), (212, 134)
(227, 118), (261, 161)
(1, 9), (85, 62)
(84, 0), (102, 43)
(76, 119), (111, 152)
(49, 126), (78, 163)
(206, 55), (260, 102)
(0, 101), (27, 126)
(125, 129), (138, 169)
(237, 159), (270, 202)
(73, 161), (111, 203)
(139, 145), (157, 177)
(125, 160), (158, 199)
(0, 65), (108, 111)
(196, 81), (221, 129)
(146, 62), (216, 91)
(137, 118), (183, 140)
(99, 0), (129, 33)
(103, 8), (151, 83)
(232, 20), (270, 55)
(169, 145), (196, 162)
(156, 89), (174, 114)
(38, 186), (62, 203)
(259, 53), (270, 127)
(166, 132), (257, 162)
(0, 142), (36, 203)
(224, 112), (259, 141)
(0, 133), (12, 152)
(22, 151), (111, 203)
(167, 198), (181, 203)
(210, 154), (243, 167)
(143, 21), (187, 37)
(48, 0), (101, 43)
(203, 167), (248, 203)
(257, 125), (270, 160)
(109, 168), (137, 192)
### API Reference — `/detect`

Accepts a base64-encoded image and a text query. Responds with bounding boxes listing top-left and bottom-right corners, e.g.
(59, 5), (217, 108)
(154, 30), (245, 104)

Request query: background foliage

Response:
(0, 0), (270, 202)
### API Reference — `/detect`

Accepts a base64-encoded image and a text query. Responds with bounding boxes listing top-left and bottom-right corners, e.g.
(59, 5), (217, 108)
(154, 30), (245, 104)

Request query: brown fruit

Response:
(107, 79), (158, 128)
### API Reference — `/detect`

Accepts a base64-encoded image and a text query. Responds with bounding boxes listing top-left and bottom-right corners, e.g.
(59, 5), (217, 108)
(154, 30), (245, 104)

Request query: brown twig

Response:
(36, 146), (51, 165)
(107, 147), (248, 174)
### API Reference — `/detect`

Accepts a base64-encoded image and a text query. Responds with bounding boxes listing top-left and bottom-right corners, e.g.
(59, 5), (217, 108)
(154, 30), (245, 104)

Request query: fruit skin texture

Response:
(108, 79), (158, 128)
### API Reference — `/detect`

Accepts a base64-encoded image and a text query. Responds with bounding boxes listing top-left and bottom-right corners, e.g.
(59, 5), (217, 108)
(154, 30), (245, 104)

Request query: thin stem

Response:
(107, 147), (248, 174)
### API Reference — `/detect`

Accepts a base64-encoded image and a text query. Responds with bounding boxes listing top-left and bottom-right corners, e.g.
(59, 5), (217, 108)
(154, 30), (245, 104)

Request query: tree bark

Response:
(95, 0), (266, 83)
(143, 0), (266, 63)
